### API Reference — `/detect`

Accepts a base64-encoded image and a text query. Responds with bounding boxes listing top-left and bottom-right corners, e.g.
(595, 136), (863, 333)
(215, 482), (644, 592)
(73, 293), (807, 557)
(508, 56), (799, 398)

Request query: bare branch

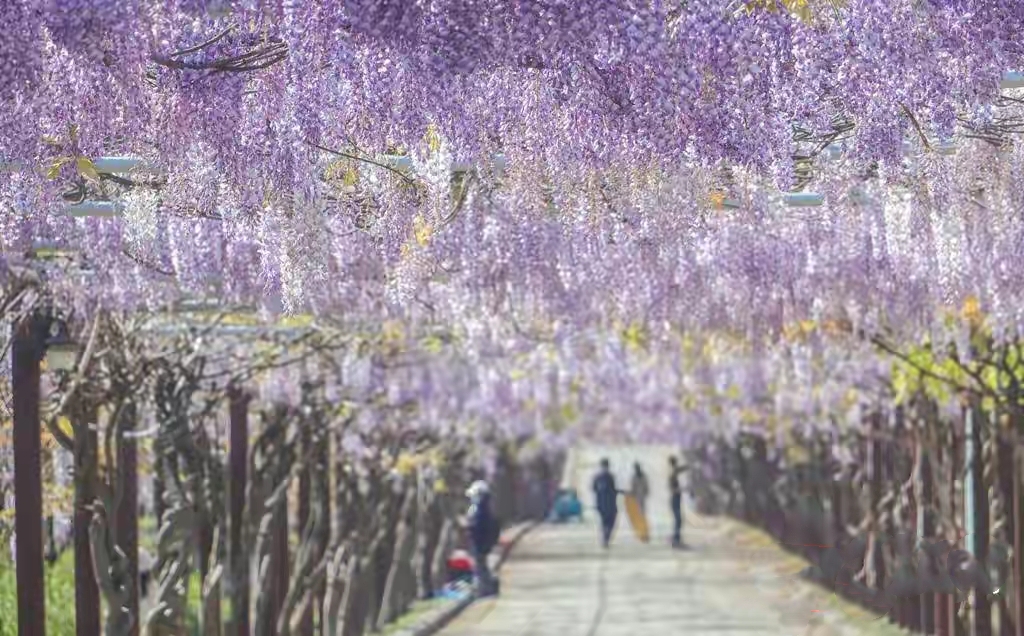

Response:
(151, 40), (288, 74)
(870, 335), (982, 398)
(121, 245), (176, 277)
(305, 140), (420, 185)
(169, 25), (236, 58)
(901, 104), (932, 151)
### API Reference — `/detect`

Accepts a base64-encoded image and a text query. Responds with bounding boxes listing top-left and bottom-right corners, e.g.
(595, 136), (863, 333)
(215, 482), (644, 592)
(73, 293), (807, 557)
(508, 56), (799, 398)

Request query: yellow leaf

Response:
(822, 318), (852, 335)
(425, 124), (442, 154)
(560, 403), (577, 422)
(962, 295), (984, 327)
(76, 156), (102, 183)
(421, 335), (443, 354)
(220, 312), (260, 327)
(46, 157), (70, 180)
(786, 443), (810, 465)
(413, 215), (433, 247)
(323, 159), (344, 180)
(622, 322), (646, 351)
(57, 416), (73, 439)
(277, 314), (314, 328)
(342, 167), (358, 187)
(382, 320), (405, 345)
(395, 452), (419, 476)
(740, 408), (759, 424)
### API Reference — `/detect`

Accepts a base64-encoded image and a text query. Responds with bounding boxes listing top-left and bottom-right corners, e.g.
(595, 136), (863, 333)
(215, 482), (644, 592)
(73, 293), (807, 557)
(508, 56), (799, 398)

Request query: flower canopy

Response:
(2, 0), (1024, 443)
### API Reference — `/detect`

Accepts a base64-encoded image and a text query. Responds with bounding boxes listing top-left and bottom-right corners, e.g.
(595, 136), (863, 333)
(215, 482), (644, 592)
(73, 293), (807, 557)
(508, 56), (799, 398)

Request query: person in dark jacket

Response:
(592, 458), (622, 548)
(668, 455), (690, 548)
(466, 480), (499, 596)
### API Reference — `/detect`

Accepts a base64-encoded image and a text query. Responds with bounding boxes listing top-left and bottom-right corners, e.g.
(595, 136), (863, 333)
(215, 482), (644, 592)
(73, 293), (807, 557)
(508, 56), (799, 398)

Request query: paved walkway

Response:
(439, 445), (909, 636)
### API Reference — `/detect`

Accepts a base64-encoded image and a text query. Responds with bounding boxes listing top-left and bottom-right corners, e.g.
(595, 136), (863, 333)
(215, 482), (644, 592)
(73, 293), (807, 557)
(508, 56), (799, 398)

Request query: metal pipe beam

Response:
(1001, 71), (1024, 89)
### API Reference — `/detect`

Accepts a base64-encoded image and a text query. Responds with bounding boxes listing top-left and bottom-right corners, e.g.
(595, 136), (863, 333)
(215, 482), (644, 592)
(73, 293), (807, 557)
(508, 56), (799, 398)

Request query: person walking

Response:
(668, 455), (689, 548)
(466, 480), (500, 597)
(630, 462), (650, 515)
(592, 458), (622, 548)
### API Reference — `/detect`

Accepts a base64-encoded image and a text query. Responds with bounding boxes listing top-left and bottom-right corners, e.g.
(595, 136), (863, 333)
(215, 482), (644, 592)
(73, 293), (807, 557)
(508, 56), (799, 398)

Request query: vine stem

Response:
(305, 140), (420, 185)
(901, 103), (933, 152)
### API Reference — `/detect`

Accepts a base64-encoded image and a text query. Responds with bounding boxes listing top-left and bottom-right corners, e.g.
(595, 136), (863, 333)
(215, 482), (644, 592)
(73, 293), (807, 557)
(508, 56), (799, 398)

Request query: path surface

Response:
(439, 445), (908, 636)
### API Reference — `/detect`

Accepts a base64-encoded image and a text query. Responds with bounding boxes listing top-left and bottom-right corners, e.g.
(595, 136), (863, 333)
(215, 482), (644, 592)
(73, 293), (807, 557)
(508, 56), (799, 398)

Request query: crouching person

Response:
(466, 480), (501, 598)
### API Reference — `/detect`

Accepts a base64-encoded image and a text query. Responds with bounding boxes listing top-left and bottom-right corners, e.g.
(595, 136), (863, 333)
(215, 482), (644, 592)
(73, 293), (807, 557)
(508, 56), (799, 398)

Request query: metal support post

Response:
(965, 406), (992, 636)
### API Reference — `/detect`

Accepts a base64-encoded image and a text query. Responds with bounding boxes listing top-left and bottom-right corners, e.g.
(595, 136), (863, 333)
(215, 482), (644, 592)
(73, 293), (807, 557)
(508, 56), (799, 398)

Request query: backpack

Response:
(486, 514), (502, 552)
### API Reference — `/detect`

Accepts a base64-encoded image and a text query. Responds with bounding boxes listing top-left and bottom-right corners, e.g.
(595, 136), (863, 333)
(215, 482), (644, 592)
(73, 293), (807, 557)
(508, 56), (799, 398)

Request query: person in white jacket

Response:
(630, 462), (650, 515)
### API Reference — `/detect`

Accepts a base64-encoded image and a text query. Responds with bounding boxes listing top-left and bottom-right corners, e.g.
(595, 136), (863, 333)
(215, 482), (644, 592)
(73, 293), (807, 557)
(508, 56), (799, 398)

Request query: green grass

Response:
(0, 550), (77, 636)
(380, 597), (448, 635)
(0, 536), (448, 636)
(0, 544), (230, 636)
(139, 515), (158, 552)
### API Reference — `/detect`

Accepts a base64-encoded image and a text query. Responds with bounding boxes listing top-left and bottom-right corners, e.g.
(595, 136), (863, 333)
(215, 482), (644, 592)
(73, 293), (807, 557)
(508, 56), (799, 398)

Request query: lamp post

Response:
(44, 319), (79, 371)
(37, 319), (101, 636)
(44, 324), (71, 562)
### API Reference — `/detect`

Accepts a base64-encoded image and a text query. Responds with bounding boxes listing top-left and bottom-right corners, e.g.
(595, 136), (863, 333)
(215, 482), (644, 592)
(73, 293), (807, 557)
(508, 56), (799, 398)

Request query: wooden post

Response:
(869, 419), (886, 593)
(936, 434), (952, 636)
(920, 439), (936, 635)
(74, 409), (100, 636)
(272, 472), (289, 628)
(832, 432), (845, 559)
(953, 432), (967, 636)
(12, 316), (45, 636)
(753, 437), (771, 534)
(1013, 440), (1024, 636)
(314, 438), (330, 632)
(738, 441), (752, 523)
(997, 434), (1016, 636)
(297, 454), (313, 636)
(152, 454), (164, 530)
(115, 402), (139, 636)
(228, 387), (250, 636)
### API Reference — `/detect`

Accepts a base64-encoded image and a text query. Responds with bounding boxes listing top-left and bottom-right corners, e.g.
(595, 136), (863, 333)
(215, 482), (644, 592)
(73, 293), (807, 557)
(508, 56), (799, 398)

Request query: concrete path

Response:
(439, 445), (909, 636)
